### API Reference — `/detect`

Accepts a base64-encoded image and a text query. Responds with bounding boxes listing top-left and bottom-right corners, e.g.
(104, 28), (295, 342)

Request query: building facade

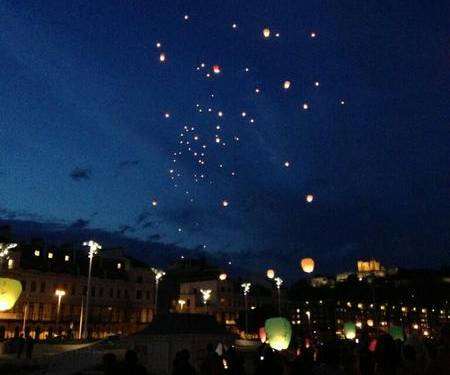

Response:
(0, 242), (155, 340)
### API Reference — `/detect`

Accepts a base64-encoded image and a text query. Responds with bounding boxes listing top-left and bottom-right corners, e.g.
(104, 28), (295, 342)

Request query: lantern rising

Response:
(259, 327), (267, 343)
(0, 278), (22, 312)
(219, 273), (227, 281)
(266, 269), (275, 279)
(343, 322), (356, 340)
(262, 28), (271, 38)
(283, 81), (291, 90)
(301, 258), (315, 273)
(265, 317), (292, 351)
(212, 65), (221, 74)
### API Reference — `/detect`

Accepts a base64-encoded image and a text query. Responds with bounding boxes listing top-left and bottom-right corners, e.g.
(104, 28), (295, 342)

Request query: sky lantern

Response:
(151, 199), (158, 207)
(222, 200), (229, 207)
(266, 269), (275, 279)
(306, 194), (314, 203)
(283, 80), (291, 90)
(212, 65), (221, 74)
(265, 317), (292, 351)
(259, 327), (267, 343)
(343, 322), (356, 340)
(262, 28), (271, 38)
(367, 319), (374, 327)
(0, 278), (22, 312)
(389, 326), (405, 341)
(219, 273), (227, 281)
(159, 52), (166, 62)
(301, 258), (315, 273)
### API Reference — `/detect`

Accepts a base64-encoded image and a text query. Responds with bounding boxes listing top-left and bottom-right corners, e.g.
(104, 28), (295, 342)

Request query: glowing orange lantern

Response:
(266, 269), (275, 279)
(259, 327), (267, 343)
(213, 65), (221, 74)
(301, 258), (315, 273)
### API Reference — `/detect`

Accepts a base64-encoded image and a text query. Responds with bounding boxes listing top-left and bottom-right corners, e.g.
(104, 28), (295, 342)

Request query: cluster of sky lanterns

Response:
(150, 15), (351, 241)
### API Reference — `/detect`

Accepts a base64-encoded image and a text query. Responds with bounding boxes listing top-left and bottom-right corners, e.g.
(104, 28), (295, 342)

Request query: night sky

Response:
(1, 1), (449, 277)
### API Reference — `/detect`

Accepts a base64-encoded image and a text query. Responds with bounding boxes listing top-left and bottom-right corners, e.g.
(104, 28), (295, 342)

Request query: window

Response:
(40, 282), (46, 293)
(64, 255), (70, 262)
(7, 259), (14, 269)
(34, 250), (40, 257)
(48, 252), (53, 259)
(117, 263), (122, 270)
(136, 290), (142, 300)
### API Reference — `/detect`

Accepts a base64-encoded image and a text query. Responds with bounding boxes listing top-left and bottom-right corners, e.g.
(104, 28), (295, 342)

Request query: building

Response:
(177, 277), (244, 325)
(0, 241), (155, 340)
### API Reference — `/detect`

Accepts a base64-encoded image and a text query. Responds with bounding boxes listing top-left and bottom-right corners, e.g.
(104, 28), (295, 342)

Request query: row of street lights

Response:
(1, 240), (166, 340)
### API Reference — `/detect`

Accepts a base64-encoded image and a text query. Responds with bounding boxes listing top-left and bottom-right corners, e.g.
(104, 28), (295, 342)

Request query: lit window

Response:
(64, 255), (70, 262)
(34, 250), (40, 257)
(117, 263), (122, 269)
(48, 252), (53, 259)
(7, 259), (14, 269)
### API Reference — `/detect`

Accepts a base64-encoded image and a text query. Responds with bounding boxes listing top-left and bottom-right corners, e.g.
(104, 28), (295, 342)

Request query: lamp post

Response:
(241, 282), (251, 334)
(274, 277), (283, 315)
(178, 299), (186, 311)
(200, 289), (212, 313)
(0, 242), (17, 269)
(151, 268), (165, 315)
(55, 289), (66, 324)
(82, 240), (101, 339)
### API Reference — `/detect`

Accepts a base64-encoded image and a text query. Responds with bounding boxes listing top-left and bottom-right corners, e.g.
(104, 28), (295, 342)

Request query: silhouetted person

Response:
(103, 352), (119, 375)
(16, 334), (25, 359)
(201, 343), (223, 375)
(225, 346), (245, 375)
(173, 349), (196, 375)
(122, 349), (147, 375)
(25, 335), (34, 359)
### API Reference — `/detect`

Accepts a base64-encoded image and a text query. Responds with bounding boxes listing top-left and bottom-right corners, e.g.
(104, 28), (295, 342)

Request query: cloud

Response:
(69, 219), (89, 229)
(70, 167), (91, 181)
(118, 225), (134, 234)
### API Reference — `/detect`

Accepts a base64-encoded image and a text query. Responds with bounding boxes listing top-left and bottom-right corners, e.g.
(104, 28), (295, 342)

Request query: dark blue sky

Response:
(1, 0), (449, 276)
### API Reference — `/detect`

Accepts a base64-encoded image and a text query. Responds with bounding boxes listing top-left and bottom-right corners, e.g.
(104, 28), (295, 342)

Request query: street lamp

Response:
(82, 240), (101, 339)
(178, 299), (186, 311)
(274, 277), (283, 315)
(241, 282), (251, 333)
(55, 289), (66, 324)
(0, 242), (17, 268)
(200, 289), (212, 305)
(151, 268), (165, 315)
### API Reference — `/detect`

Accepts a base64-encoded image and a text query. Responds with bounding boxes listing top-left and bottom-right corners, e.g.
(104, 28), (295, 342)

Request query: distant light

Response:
(178, 228), (182, 232)
(164, 112), (170, 118)
(283, 80), (291, 90)
(340, 100), (345, 105)
(284, 161), (290, 167)
(241, 112), (247, 117)
(255, 88), (260, 94)
(159, 53), (166, 62)
(213, 65), (221, 74)
(219, 273), (227, 281)
(184, 14), (189, 20)
(48, 252), (53, 259)
(117, 262), (122, 269)
(222, 200), (229, 207)
(310, 32), (317, 38)
(314, 81), (320, 87)
(303, 103), (309, 110)
(245, 67), (250, 72)
(156, 42), (161, 48)
(218, 111), (223, 117)
(232, 23), (237, 29)
(34, 250), (40, 257)
(275, 33), (280, 38)
(267, 269), (275, 279)
(263, 28), (271, 38)
(152, 199), (158, 207)
(306, 194), (314, 203)
(64, 255), (70, 262)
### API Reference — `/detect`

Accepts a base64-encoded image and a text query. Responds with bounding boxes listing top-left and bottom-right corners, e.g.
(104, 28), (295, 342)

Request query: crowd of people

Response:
(98, 324), (450, 375)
